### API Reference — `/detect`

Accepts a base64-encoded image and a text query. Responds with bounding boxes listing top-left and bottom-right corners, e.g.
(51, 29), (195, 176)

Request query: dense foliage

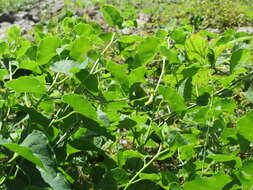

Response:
(194, 0), (253, 29)
(74, 0), (253, 30)
(1, 3), (253, 190)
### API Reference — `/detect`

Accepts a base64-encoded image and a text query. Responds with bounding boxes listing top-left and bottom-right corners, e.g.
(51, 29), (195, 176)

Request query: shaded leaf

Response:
(237, 111), (253, 142)
(230, 49), (250, 73)
(159, 86), (187, 112)
(0, 143), (44, 169)
(76, 69), (99, 93)
(21, 130), (70, 190)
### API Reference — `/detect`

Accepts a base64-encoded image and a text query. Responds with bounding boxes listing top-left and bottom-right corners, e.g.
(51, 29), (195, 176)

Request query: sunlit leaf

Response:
(5, 76), (46, 93)
(62, 94), (97, 120)
(101, 5), (123, 27)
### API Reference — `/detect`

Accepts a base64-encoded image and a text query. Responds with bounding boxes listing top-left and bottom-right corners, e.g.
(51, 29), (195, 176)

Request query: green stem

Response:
(90, 32), (116, 74)
(35, 73), (60, 108)
(52, 111), (76, 123)
(8, 61), (12, 80)
(123, 145), (163, 190)
(145, 54), (166, 106)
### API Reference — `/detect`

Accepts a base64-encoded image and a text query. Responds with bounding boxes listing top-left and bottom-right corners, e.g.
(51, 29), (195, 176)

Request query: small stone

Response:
(0, 12), (16, 23)
(237, 27), (253, 34)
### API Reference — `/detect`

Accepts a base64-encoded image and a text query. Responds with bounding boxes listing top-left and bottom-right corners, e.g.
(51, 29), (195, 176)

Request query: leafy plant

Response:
(0, 0), (37, 12)
(0, 3), (253, 190)
(193, 0), (252, 29)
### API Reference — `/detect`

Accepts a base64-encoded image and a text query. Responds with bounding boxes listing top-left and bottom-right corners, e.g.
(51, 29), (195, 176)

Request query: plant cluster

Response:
(0, 0), (37, 12)
(1, 4), (253, 190)
(194, 0), (252, 29)
(79, 0), (253, 30)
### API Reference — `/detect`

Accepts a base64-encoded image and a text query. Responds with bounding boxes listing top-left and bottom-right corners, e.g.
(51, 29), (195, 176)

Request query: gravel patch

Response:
(0, 0), (64, 39)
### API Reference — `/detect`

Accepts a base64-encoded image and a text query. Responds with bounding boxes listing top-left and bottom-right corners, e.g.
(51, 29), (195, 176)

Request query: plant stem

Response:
(35, 73), (60, 108)
(8, 62), (12, 80)
(52, 111), (76, 124)
(123, 145), (163, 190)
(145, 56), (166, 105)
(90, 32), (116, 74)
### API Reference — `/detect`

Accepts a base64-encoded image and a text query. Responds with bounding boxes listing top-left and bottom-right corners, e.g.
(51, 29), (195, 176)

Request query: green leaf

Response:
(160, 47), (180, 63)
(133, 37), (160, 68)
(18, 106), (51, 127)
(196, 92), (210, 106)
(19, 60), (41, 73)
(139, 173), (160, 181)
(5, 76), (46, 93)
(118, 35), (142, 44)
(208, 154), (242, 168)
(185, 34), (209, 62)
(213, 97), (236, 115)
(37, 37), (61, 65)
(241, 160), (253, 176)
(75, 69), (99, 93)
(159, 86), (187, 112)
(192, 69), (210, 86)
(70, 36), (92, 61)
(117, 150), (145, 167)
(236, 160), (253, 189)
(170, 29), (187, 44)
(244, 88), (253, 103)
(21, 130), (54, 166)
(50, 60), (87, 76)
(0, 69), (9, 80)
(0, 143), (44, 169)
(62, 94), (97, 120)
(101, 5), (123, 27)
(106, 61), (129, 91)
(80, 116), (115, 140)
(39, 100), (55, 114)
(184, 173), (231, 190)
(21, 130), (70, 190)
(24, 186), (52, 190)
(214, 36), (253, 60)
(7, 26), (21, 40)
(230, 49), (250, 73)
(74, 23), (93, 36)
(111, 168), (129, 184)
(237, 111), (253, 141)
(179, 144), (195, 161)
(17, 40), (31, 58)
(129, 66), (146, 86)
(0, 42), (8, 54)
